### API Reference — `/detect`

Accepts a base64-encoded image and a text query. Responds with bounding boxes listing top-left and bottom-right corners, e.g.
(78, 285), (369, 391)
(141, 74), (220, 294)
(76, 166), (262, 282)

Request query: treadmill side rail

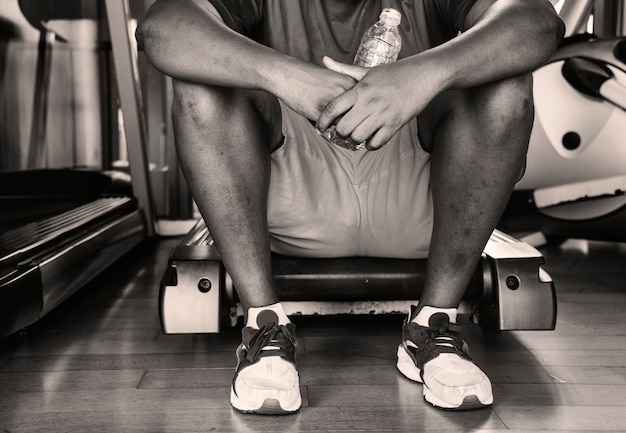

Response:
(160, 260), (227, 334)
(479, 230), (557, 331)
(0, 266), (43, 338)
(0, 202), (146, 338)
(38, 210), (146, 316)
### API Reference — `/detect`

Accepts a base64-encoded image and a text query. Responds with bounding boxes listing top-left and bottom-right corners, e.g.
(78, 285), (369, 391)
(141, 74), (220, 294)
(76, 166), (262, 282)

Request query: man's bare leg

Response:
(172, 81), (300, 414)
(418, 73), (534, 311)
(171, 81), (283, 310)
(397, 74), (534, 410)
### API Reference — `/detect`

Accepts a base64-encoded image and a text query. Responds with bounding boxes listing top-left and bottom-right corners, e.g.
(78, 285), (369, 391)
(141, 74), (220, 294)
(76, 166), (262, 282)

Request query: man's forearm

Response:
(138, 0), (286, 92)
(138, 0), (357, 122)
(416, 0), (565, 93)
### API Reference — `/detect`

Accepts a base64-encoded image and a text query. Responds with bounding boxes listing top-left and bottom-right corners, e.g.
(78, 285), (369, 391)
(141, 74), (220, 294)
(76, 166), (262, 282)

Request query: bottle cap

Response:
(380, 8), (401, 27)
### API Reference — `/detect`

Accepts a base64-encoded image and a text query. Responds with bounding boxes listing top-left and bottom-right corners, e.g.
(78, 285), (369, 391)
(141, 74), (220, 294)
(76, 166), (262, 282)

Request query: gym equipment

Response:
(0, 0), (156, 338)
(501, 35), (626, 242)
(500, 2), (626, 243)
(160, 220), (556, 334)
(0, 170), (145, 338)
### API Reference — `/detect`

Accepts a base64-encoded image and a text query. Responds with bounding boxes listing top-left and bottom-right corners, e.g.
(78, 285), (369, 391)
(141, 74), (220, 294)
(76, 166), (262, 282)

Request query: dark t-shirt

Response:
(207, 0), (478, 66)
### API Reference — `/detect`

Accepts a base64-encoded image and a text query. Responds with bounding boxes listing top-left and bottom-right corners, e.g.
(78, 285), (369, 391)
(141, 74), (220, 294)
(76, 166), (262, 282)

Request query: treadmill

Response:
(0, 170), (146, 338)
(0, 0), (157, 338)
(160, 220), (557, 334)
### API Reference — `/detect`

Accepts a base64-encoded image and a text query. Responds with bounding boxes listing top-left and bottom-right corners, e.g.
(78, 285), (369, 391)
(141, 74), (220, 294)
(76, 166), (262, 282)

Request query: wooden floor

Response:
(1, 236), (626, 432)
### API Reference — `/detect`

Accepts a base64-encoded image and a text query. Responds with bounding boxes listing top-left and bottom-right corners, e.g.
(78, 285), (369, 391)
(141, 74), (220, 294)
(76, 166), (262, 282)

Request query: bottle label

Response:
(354, 37), (399, 67)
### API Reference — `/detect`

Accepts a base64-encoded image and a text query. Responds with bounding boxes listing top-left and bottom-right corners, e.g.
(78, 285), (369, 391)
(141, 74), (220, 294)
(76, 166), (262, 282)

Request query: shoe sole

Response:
(396, 344), (493, 410)
(230, 387), (301, 415)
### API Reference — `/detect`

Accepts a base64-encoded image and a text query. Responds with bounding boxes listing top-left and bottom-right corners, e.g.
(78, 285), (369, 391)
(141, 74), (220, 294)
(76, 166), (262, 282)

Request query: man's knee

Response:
(172, 80), (240, 128)
(172, 80), (283, 150)
(419, 74), (534, 153)
(471, 74), (534, 181)
(473, 73), (534, 134)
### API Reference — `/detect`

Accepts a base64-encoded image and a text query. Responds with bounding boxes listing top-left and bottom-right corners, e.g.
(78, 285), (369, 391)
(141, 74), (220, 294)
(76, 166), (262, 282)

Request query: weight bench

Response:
(159, 219), (556, 334)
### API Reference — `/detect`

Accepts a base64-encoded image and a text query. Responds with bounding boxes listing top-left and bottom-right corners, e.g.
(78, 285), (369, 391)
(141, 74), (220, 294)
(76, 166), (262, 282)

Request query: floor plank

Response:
(0, 370), (145, 392)
(495, 406), (626, 431)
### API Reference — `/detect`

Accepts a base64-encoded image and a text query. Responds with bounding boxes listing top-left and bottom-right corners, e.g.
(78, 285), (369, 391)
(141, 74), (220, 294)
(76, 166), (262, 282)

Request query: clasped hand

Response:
(316, 56), (421, 151)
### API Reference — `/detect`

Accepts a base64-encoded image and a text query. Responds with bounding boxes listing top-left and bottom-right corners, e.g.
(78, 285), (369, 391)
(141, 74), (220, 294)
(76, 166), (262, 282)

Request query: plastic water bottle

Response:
(354, 8), (402, 67)
(322, 8), (402, 151)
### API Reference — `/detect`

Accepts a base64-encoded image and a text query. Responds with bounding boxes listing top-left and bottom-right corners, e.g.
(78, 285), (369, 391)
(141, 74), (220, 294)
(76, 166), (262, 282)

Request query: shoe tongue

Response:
(256, 309), (279, 328)
(428, 312), (450, 330)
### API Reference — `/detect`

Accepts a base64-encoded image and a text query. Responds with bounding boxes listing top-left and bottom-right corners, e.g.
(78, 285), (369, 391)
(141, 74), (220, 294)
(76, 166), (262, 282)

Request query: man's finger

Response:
(323, 56), (368, 81)
(366, 126), (394, 151)
(316, 90), (356, 132)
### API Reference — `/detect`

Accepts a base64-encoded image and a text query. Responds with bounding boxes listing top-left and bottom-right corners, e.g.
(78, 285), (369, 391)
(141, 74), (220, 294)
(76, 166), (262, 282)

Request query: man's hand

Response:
(270, 57), (357, 123)
(316, 56), (443, 150)
(317, 58), (441, 150)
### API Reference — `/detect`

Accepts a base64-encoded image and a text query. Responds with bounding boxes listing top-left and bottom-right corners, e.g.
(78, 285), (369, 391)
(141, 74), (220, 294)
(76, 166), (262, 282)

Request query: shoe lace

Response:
(406, 320), (471, 366)
(246, 323), (295, 362)
(423, 323), (467, 357)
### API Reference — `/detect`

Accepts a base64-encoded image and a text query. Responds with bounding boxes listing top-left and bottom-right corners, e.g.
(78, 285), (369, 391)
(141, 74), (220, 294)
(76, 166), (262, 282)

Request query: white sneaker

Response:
(396, 308), (493, 410)
(230, 312), (301, 414)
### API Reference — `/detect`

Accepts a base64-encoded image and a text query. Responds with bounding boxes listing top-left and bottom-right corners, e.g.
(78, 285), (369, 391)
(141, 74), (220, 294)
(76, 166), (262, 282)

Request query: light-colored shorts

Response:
(267, 102), (433, 259)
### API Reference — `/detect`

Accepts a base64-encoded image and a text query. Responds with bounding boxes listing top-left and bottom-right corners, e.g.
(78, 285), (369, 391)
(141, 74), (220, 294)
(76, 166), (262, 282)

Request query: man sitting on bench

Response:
(137, 0), (564, 414)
